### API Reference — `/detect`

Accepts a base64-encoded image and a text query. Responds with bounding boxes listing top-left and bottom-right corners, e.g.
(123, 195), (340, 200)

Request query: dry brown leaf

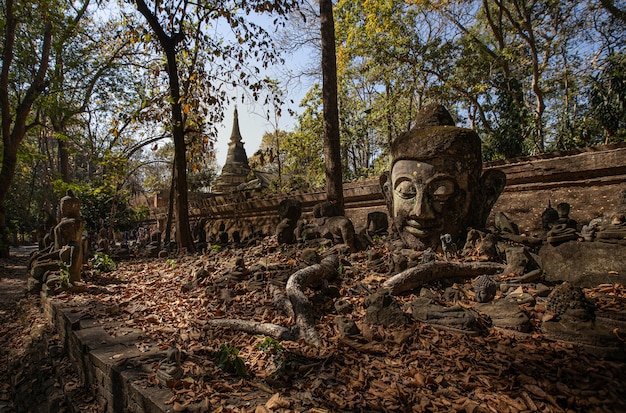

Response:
(172, 401), (188, 412)
(265, 393), (290, 409)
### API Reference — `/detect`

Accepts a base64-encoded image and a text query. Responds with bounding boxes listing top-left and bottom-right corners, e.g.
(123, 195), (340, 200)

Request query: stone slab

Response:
(539, 241), (626, 287)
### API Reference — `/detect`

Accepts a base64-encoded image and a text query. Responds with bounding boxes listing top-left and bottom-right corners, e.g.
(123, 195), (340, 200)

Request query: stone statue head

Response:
(380, 105), (506, 250)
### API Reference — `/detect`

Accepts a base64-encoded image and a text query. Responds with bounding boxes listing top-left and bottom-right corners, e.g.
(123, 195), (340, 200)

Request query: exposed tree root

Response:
(286, 255), (339, 347)
(205, 319), (296, 341)
(269, 282), (294, 320)
(382, 261), (506, 295)
(204, 255), (339, 347)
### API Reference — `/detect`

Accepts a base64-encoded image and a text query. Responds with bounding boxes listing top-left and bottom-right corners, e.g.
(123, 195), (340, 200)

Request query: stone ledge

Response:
(42, 297), (172, 413)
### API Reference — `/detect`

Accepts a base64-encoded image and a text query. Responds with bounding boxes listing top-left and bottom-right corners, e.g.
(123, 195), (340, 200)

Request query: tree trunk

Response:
(135, 0), (195, 253)
(320, 0), (344, 214)
(0, 1), (52, 257)
(164, 160), (175, 245)
(167, 55), (195, 253)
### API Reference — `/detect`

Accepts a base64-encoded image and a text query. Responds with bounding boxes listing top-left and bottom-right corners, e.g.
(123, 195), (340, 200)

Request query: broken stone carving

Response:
(276, 199), (302, 244)
(156, 346), (184, 388)
(292, 201), (358, 253)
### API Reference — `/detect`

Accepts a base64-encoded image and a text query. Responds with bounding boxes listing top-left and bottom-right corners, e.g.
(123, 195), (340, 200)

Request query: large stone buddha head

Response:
(380, 105), (506, 250)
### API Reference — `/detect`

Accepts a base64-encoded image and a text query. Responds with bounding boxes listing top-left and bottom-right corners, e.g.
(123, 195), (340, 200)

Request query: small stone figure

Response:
(541, 200), (559, 231)
(473, 275), (497, 303)
(593, 213), (626, 244)
(363, 289), (409, 327)
(27, 191), (85, 293)
(54, 190), (85, 282)
(276, 199), (302, 244)
(556, 202), (578, 230)
(156, 346), (184, 388)
(546, 223), (578, 245)
(299, 201), (357, 252)
(580, 222), (598, 242)
(421, 247), (436, 264)
(96, 227), (110, 254)
(440, 233), (457, 260)
(143, 229), (162, 257)
(366, 211), (389, 236)
(312, 200), (341, 218)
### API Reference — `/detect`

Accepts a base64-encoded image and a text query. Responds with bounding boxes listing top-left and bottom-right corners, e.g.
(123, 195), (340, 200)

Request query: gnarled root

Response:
(286, 255), (339, 347)
(383, 261), (505, 295)
(205, 318), (296, 341)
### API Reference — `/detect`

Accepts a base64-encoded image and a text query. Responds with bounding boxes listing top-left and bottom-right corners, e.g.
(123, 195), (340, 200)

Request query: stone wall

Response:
(145, 143), (626, 241)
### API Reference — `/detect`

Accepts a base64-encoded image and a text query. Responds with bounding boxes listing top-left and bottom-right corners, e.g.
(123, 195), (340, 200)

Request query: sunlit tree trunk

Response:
(320, 0), (344, 213)
(0, 0), (52, 257)
(135, 0), (195, 253)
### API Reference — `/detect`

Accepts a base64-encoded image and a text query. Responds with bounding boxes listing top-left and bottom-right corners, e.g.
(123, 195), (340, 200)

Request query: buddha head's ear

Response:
(379, 171), (393, 213)
(481, 169), (506, 208)
(471, 169), (506, 227)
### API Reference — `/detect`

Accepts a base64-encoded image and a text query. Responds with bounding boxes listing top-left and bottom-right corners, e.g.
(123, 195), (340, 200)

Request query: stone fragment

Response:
(475, 299), (531, 333)
(410, 297), (481, 335)
(539, 242), (626, 287)
(363, 290), (409, 327)
(334, 316), (360, 337)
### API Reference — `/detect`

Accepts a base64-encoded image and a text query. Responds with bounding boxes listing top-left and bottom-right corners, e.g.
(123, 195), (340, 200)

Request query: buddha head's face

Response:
(389, 159), (472, 249)
(381, 105), (506, 250)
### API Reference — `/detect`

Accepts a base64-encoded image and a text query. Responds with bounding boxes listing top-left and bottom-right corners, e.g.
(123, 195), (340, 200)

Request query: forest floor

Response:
(1, 182), (625, 413)
(1, 236), (626, 413)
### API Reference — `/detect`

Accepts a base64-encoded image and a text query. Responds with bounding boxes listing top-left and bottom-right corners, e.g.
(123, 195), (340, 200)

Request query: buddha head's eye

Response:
(428, 178), (456, 202)
(394, 179), (417, 200)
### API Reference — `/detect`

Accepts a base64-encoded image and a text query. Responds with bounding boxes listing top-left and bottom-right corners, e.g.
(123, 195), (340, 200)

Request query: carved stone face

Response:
(381, 104), (506, 251)
(389, 159), (471, 249)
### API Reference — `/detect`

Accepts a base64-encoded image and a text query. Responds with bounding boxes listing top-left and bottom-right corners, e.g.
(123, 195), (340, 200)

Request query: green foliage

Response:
(588, 52), (626, 142)
(90, 253), (117, 273)
(209, 244), (222, 253)
(216, 343), (247, 377)
(165, 259), (177, 269)
(58, 262), (70, 289)
(481, 76), (532, 160)
(257, 336), (287, 377)
(257, 337), (284, 354)
(280, 86), (325, 189)
(52, 180), (142, 232)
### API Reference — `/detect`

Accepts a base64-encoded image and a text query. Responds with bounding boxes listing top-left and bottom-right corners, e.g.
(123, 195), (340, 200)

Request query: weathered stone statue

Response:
(276, 199), (302, 244)
(556, 202), (578, 230)
(28, 190), (85, 292)
(380, 104), (506, 250)
(298, 201), (357, 253)
(54, 190), (85, 282)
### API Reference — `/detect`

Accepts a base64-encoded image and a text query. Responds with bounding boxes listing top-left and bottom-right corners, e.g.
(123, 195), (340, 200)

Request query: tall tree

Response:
(320, 0), (344, 213)
(0, 0), (53, 257)
(134, 0), (195, 252)
(131, 0), (297, 252)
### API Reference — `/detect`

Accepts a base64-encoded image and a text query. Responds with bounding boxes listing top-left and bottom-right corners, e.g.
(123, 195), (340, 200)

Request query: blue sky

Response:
(211, 12), (316, 168)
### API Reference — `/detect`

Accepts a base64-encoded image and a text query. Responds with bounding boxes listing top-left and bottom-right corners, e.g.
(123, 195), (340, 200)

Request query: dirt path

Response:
(0, 245), (36, 313)
(0, 245), (38, 413)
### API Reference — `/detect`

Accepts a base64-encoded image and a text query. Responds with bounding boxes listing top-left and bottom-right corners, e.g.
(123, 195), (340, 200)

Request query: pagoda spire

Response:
(213, 107), (251, 193)
(230, 106), (243, 143)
